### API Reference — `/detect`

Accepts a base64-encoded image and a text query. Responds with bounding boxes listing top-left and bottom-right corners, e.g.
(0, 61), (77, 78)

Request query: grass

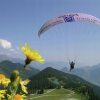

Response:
(28, 88), (88, 100)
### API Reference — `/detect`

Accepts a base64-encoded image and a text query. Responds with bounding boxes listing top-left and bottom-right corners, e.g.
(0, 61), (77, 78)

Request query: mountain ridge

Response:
(61, 65), (100, 86)
(0, 60), (40, 79)
(28, 67), (100, 99)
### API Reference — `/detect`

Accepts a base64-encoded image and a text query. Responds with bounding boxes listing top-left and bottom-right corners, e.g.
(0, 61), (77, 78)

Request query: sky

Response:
(0, 0), (100, 66)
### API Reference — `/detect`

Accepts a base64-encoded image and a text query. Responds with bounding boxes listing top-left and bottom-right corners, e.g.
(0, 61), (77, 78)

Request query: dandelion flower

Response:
(0, 74), (5, 82)
(0, 90), (6, 99)
(1, 78), (10, 88)
(20, 43), (45, 68)
(20, 79), (30, 94)
(14, 94), (23, 100)
(0, 74), (10, 87)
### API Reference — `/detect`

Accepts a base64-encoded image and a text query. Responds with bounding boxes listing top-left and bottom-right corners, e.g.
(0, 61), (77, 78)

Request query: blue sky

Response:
(0, 0), (100, 66)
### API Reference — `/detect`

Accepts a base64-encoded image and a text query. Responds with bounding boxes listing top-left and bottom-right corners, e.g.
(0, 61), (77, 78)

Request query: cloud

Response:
(0, 39), (20, 58)
(0, 39), (12, 49)
(0, 39), (24, 59)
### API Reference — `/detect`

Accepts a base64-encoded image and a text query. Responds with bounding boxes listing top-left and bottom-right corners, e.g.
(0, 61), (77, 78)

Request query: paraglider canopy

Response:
(38, 13), (100, 37)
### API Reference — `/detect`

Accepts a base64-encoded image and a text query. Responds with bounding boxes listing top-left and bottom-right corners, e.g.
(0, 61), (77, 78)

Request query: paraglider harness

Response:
(69, 61), (75, 72)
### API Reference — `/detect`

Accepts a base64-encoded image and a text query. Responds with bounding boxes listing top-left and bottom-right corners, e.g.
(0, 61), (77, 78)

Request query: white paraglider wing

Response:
(38, 13), (100, 37)
(38, 16), (64, 37)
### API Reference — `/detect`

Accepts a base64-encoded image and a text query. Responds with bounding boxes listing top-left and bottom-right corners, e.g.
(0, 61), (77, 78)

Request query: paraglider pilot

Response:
(69, 61), (75, 72)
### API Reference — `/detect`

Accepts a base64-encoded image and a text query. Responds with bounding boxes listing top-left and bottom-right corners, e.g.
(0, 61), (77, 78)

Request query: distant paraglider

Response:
(38, 13), (100, 37)
(69, 60), (75, 72)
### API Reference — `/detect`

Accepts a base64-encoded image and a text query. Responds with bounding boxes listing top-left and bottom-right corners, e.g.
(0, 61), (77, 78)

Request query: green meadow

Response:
(28, 88), (88, 100)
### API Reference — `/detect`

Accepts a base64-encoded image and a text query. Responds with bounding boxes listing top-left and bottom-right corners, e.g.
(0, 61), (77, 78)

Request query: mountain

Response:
(85, 64), (100, 86)
(0, 55), (68, 70)
(0, 60), (40, 79)
(61, 67), (86, 77)
(0, 54), (24, 63)
(28, 67), (100, 99)
(30, 61), (69, 70)
(61, 64), (100, 86)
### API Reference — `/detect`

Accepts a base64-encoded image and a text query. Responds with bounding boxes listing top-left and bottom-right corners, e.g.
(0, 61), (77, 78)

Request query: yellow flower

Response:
(20, 43), (45, 68)
(1, 78), (10, 88)
(14, 94), (23, 100)
(0, 74), (10, 87)
(0, 74), (5, 82)
(8, 94), (25, 100)
(0, 90), (6, 99)
(20, 79), (30, 94)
